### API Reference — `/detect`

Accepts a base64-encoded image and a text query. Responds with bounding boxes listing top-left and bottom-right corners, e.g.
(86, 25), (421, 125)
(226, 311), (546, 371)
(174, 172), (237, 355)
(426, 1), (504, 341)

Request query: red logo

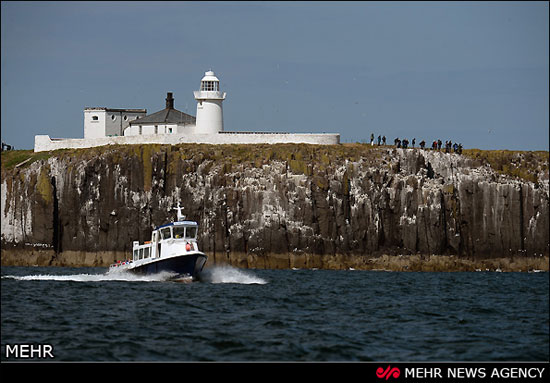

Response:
(376, 365), (401, 380)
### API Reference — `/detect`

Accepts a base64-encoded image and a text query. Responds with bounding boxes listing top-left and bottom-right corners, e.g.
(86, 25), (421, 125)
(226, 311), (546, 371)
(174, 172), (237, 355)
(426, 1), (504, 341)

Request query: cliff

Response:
(1, 144), (549, 271)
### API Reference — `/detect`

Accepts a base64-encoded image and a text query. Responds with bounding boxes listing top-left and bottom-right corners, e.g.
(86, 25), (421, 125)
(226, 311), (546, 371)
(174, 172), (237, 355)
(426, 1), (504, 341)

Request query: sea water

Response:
(1, 266), (548, 361)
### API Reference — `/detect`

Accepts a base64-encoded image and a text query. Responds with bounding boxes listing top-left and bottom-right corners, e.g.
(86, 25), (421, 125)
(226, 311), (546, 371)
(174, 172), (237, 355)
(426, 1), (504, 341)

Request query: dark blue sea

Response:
(1, 266), (548, 362)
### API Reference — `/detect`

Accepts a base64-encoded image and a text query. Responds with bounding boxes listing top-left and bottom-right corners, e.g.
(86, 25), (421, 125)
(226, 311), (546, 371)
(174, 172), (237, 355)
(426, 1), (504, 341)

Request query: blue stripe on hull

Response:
(131, 253), (207, 280)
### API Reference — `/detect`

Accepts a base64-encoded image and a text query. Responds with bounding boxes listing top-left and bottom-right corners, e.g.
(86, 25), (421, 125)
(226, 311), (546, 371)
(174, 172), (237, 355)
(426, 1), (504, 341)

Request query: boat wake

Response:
(199, 265), (267, 284)
(2, 266), (266, 284)
(3, 265), (266, 284)
(3, 270), (178, 283)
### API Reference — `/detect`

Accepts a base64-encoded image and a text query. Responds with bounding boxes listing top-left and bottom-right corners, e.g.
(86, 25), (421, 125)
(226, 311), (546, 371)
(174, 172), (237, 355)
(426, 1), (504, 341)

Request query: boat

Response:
(109, 204), (207, 281)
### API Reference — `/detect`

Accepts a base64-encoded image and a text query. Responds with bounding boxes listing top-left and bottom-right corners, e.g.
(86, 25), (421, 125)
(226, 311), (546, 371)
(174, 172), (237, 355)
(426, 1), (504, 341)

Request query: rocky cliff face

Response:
(1, 144), (548, 267)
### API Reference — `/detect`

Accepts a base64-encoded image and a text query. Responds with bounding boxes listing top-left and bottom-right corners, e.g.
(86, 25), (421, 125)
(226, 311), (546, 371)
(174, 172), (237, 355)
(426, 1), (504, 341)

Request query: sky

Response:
(1, 1), (548, 151)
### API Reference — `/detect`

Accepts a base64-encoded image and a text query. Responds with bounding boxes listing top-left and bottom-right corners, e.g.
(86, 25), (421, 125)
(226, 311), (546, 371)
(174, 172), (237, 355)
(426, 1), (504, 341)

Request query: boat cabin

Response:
(132, 220), (199, 263)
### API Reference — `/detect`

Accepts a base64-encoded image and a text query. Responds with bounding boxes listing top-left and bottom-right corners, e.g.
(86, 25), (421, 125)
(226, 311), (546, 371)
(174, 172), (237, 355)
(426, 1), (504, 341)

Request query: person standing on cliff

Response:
(382, 136), (386, 145)
(377, 135), (381, 146)
(370, 133), (375, 145)
(412, 138), (416, 148)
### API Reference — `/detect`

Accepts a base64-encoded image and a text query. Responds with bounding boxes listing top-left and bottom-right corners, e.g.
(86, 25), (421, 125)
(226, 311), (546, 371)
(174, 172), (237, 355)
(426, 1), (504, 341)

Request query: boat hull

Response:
(128, 252), (207, 280)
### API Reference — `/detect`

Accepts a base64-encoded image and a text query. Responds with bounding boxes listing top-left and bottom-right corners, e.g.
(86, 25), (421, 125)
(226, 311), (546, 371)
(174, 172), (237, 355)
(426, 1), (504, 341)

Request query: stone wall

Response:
(34, 132), (340, 152)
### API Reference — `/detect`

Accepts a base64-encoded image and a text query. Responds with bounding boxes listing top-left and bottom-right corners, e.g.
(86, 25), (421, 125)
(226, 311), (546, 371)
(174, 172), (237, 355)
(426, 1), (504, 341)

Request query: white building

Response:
(124, 92), (196, 137)
(194, 70), (226, 134)
(34, 70), (340, 152)
(84, 108), (147, 139)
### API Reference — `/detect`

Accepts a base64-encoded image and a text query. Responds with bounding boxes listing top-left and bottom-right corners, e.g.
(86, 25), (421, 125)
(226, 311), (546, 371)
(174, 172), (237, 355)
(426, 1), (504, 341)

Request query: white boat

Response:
(109, 205), (207, 281)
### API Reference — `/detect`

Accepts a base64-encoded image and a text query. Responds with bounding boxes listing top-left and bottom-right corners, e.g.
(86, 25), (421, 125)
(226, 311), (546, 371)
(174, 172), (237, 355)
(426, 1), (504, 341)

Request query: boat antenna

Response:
(173, 203), (186, 221)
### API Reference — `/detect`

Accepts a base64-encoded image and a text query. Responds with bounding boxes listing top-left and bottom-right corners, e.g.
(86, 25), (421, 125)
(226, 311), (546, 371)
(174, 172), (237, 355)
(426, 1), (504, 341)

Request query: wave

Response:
(2, 266), (267, 285)
(199, 265), (267, 284)
(2, 270), (177, 283)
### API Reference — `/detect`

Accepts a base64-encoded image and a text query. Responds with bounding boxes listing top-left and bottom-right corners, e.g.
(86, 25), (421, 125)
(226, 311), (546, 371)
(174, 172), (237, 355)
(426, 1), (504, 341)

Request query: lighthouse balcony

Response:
(193, 90), (226, 100)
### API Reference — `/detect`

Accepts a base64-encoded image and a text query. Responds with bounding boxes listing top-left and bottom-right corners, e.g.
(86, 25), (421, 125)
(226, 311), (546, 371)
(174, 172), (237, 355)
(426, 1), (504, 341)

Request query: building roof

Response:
(129, 107), (196, 125)
(85, 107), (147, 113)
(201, 70), (220, 82)
(130, 92), (195, 125)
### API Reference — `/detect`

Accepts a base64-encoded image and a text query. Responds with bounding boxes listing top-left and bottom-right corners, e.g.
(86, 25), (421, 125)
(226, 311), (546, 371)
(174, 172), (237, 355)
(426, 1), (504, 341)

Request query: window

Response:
(139, 248), (144, 260)
(185, 227), (197, 239)
(161, 227), (172, 240)
(154, 125), (158, 134)
(139, 126), (142, 135)
(92, 116), (98, 121)
(111, 115), (116, 121)
(123, 115), (128, 121)
(133, 249), (138, 261)
(173, 226), (185, 239)
(168, 127), (173, 134)
(144, 247), (150, 258)
(201, 81), (218, 91)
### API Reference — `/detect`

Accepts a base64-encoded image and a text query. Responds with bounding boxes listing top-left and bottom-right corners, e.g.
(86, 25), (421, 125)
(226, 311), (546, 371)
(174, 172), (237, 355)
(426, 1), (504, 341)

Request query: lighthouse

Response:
(193, 70), (226, 134)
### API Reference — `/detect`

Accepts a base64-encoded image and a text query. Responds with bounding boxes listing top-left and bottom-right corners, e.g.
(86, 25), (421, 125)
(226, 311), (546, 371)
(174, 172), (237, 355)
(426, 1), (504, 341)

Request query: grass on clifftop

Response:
(462, 149), (549, 183)
(1, 150), (53, 171)
(3, 144), (548, 184)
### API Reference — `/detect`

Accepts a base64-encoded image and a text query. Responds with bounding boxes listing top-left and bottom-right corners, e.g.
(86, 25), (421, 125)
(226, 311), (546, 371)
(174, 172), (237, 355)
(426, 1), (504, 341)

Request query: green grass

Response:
(1, 150), (53, 171)
(3, 144), (547, 184)
(462, 149), (549, 183)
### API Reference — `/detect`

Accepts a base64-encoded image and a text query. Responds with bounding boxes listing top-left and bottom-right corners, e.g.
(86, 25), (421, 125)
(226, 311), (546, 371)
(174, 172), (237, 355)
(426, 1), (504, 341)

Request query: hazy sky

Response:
(1, 1), (548, 151)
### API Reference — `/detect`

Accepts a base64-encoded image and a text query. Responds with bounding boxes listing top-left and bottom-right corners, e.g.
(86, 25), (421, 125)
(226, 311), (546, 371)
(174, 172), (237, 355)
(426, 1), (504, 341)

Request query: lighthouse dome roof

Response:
(201, 70), (219, 82)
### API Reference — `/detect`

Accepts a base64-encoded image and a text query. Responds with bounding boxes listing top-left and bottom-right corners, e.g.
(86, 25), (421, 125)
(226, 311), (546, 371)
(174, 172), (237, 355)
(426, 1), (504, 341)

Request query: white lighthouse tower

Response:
(193, 70), (226, 134)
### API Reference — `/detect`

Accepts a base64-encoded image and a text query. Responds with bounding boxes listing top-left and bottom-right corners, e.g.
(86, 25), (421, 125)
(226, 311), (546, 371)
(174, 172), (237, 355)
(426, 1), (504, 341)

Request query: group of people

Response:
(430, 139), (463, 154)
(368, 134), (463, 154)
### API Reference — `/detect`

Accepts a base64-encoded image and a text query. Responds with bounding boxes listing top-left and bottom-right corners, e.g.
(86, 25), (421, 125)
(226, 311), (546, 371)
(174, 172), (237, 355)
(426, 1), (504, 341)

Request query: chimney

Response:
(166, 92), (174, 109)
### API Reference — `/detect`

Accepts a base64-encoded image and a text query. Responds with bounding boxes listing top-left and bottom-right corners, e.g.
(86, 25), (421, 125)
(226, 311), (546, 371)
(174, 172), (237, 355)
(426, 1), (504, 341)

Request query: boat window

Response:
(161, 227), (172, 239)
(185, 226), (197, 239)
(139, 248), (144, 260)
(133, 249), (138, 261)
(144, 247), (150, 258)
(173, 226), (185, 239)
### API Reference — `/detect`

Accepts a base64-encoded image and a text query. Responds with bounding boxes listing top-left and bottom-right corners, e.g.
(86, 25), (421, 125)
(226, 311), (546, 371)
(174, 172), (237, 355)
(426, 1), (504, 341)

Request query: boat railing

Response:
(109, 260), (133, 269)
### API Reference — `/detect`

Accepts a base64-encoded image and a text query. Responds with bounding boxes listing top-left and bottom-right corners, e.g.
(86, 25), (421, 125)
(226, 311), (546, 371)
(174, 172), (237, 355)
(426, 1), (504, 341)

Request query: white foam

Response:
(2, 266), (268, 284)
(2, 270), (177, 282)
(200, 265), (267, 284)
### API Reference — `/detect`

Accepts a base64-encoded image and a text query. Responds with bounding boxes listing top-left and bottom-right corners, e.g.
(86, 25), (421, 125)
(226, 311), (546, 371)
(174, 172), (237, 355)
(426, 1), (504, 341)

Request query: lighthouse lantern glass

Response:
(201, 81), (219, 92)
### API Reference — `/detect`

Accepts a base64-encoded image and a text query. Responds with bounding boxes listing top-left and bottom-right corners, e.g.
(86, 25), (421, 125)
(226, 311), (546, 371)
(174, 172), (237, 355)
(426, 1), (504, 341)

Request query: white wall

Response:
(196, 99), (224, 134)
(84, 109), (146, 138)
(84, 110), (107, 139)
(124, 123), (196, 136)
(34, 132), (340, 152)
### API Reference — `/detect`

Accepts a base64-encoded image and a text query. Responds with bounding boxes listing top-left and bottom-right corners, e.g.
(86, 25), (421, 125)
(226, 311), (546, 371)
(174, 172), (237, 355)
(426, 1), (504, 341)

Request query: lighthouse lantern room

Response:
(193, 70), (226, 134)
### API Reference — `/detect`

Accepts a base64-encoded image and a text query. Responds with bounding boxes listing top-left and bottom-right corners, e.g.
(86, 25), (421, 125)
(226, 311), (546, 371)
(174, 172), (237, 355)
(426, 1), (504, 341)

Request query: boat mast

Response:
(173, 203), (186, 222)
